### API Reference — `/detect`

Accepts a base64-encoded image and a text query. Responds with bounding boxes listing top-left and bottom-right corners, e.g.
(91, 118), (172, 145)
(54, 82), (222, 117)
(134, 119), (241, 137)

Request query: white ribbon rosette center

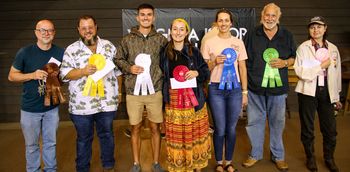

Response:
(133, 53), (155, 95)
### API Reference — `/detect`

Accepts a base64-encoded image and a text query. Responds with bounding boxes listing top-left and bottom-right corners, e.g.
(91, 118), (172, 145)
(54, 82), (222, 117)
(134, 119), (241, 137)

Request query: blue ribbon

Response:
(219, 48), (240, 90)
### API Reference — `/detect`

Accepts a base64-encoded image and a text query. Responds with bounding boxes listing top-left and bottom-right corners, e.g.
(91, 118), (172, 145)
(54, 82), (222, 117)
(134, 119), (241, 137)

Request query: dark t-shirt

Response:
(169, 50), (188, 78)
(12, 44), (64, 112)
(244, 25), (296, 96)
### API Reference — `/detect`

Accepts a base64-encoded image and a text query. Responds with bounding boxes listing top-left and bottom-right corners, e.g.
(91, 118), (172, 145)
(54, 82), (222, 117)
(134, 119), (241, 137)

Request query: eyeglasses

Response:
(35, 28), (55, 34)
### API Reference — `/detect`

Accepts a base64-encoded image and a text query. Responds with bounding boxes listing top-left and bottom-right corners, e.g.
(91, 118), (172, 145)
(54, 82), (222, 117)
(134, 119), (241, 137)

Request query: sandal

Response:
(215, 164), (224, 172)
(224, 164), (238, 172)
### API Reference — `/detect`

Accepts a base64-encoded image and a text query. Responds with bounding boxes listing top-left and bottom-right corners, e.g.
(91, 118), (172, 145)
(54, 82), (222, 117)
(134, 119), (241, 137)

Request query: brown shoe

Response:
(274, 160), (289, 171)
(242, 157), (259, 168)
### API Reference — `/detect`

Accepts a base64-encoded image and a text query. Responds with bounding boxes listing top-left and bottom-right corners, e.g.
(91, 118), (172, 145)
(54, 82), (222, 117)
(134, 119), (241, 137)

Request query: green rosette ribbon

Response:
(261, 48), (283, 88)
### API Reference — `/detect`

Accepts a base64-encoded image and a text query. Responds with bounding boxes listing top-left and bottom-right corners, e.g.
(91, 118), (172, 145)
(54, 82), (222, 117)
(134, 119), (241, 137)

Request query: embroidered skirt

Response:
(165, 89), (211, 172)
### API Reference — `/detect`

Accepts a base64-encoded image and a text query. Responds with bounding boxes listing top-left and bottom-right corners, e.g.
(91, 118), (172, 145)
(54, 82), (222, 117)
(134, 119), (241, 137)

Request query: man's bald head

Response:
(36, 19), (55, 30)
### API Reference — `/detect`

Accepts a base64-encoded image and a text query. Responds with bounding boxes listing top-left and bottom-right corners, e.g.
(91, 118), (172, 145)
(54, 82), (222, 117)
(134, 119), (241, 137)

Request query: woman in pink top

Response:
(201, 9), (248, 172)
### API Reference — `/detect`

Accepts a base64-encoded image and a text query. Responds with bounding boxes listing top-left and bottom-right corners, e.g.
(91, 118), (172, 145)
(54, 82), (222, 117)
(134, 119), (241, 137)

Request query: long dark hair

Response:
(165, 18), (193, 61)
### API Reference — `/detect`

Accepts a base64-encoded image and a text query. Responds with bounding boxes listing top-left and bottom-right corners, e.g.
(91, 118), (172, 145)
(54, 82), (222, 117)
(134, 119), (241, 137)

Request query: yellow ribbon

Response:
(82, 54), (106, 97)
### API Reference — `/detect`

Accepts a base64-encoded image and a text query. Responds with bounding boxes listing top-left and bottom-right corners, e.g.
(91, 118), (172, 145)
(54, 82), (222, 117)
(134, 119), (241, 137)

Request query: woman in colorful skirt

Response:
(160, 18), (211, 172)
(201, 9), (248, 172)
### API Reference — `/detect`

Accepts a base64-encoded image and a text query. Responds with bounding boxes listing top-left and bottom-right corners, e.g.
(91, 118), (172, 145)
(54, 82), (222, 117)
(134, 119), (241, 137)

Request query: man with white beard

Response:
(242, 3), (296, 171)
(60, 15), (121, 172)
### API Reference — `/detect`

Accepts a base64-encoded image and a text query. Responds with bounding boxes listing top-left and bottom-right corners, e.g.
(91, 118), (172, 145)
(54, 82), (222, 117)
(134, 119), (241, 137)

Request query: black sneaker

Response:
(152, 163), (165, 172)
(124, 129), (131, 138)
(130, 164), (141, 172)
(160, 133), (166, 139)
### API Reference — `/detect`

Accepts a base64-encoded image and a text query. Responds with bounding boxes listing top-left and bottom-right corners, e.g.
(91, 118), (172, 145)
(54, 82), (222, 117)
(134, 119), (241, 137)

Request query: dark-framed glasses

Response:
(35, 28), (55, 34)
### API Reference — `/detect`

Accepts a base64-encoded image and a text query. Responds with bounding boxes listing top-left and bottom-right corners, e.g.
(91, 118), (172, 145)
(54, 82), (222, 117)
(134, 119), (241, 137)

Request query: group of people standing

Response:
(8, 2), (341, 172)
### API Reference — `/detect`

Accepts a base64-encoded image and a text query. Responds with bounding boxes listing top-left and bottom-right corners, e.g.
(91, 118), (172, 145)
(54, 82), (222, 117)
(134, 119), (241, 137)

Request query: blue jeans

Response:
(208, 83), (242, 161)
(70, 111), (116, 172)
(20, 107), (59, 172)
(246, 91), (287, 161)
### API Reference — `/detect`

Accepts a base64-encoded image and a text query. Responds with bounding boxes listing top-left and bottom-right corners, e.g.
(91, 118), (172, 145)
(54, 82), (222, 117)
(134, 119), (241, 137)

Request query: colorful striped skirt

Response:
(165, 89), (211, 172)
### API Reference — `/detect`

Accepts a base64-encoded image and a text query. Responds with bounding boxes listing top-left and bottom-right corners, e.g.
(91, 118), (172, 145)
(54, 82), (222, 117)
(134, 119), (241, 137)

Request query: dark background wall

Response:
(1, 0), (349, 122)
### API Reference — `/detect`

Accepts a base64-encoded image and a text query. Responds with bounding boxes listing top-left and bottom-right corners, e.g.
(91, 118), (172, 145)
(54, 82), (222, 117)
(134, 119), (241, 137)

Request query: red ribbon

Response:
(173, 65), (198, 108)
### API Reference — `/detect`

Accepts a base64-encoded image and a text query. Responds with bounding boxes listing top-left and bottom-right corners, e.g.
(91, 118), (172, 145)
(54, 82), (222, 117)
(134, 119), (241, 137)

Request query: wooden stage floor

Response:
(0, 112), (350, 172)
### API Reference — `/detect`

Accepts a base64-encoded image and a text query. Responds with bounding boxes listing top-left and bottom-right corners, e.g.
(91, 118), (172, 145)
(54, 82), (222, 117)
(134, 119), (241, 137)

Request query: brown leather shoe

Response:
(274, 160), (289, 171)
(242, 157), (259, 168)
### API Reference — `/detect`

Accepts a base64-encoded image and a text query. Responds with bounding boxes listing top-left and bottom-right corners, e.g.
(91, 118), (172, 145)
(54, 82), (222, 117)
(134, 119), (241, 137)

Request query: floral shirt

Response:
(60, 36), (121, 115)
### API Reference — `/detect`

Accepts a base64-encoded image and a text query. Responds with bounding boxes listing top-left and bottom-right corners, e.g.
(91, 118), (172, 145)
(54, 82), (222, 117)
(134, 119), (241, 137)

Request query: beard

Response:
(80, 34), (98, 46)
(263, 22), (277, 30)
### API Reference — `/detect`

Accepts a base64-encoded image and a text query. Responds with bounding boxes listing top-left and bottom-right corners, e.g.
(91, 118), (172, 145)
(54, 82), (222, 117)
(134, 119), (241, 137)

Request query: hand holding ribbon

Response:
(82, 64), (97, 76)
(270, 58), (287, 68)
(43, 63), (66, 106)
(173, 65), (198, 108)
(215, 54), (226, 64)
(315, 48), (330, 86)
(33, 69), (48, 80)
(219, 48), (240, 90)
(185, 70), (199, 80)
(261, 48), (283, 88)
(82, 54), (106, 97)
(130, 65), (144, 75)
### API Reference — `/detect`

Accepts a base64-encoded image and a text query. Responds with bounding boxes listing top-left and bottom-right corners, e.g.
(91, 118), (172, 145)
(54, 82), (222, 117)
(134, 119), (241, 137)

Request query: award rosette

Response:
(43, 63), (66, 106)
(133, 54), (155, 95)
(261, 48), (283, 88)
(315, 48), (329, 86)
(315, 48), (329, 62)
(219, 48), (240, 90)
(82, 54), (106, 97)
(173, 65), (198, 108)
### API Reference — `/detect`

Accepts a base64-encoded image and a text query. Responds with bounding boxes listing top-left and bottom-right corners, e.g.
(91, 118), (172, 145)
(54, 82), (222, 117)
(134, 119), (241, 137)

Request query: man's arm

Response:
(269, 57), (295, 68)
(8, 66), (47, 82)
(114, 41), (132, 74)
(64, 64), (97, 80)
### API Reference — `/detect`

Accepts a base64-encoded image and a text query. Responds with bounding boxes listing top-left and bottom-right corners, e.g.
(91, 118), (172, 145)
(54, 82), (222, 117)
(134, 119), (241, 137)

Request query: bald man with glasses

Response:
(8, 19), (64, 172)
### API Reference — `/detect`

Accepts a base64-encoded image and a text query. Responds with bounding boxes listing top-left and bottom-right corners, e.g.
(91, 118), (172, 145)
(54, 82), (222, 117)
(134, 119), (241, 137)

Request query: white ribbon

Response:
(133, 54), (155, 95)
